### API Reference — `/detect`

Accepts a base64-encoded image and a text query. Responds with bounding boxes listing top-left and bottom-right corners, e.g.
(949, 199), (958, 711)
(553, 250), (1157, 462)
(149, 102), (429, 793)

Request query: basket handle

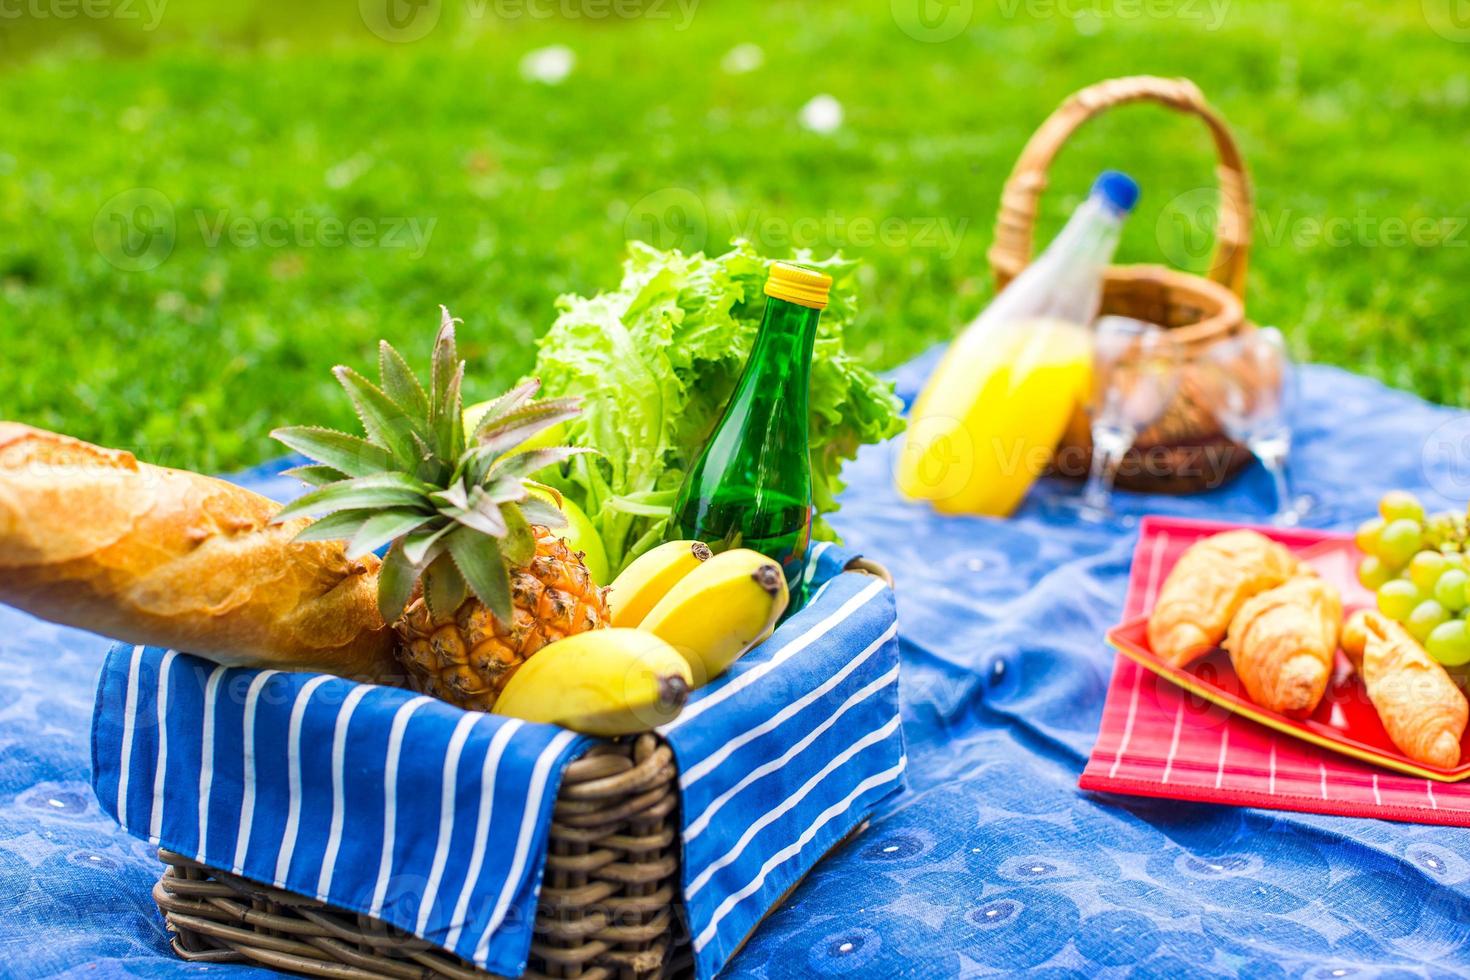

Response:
(987, 75), (1252, 299)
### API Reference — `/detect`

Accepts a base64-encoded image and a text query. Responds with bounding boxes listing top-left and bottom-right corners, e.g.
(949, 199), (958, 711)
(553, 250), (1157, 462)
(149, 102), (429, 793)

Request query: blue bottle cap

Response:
(1092, 170), (1140, 215)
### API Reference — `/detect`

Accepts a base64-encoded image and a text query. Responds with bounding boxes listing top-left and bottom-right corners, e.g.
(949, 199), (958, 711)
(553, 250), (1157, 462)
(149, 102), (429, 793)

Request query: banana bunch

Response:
(492, 541), (790, 734)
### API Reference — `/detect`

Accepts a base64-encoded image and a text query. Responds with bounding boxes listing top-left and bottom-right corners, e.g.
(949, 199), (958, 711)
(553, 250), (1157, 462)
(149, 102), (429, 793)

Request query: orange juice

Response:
(897, 317), (1092, 516)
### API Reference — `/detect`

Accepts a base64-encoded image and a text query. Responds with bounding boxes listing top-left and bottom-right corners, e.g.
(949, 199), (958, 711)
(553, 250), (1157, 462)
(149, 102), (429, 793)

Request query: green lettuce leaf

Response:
(533, 239), (905, 575)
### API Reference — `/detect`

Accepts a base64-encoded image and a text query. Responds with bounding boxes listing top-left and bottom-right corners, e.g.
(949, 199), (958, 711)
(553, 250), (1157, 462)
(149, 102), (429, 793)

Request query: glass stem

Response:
(1255, 443), (1297, 524)
(1081, 428), (1132, 516)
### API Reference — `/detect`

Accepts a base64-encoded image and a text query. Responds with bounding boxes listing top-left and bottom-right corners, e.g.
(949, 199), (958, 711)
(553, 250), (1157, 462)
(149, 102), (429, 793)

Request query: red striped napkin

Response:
(1079, 516), (1470, 827)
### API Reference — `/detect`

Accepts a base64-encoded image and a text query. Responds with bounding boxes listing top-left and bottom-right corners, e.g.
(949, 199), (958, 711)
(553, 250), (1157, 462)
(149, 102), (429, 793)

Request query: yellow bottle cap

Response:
(764, 262), (833, 310)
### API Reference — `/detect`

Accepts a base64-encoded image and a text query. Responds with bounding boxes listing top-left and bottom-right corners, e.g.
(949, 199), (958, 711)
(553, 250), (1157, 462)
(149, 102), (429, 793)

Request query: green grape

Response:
(1407, 599), (1450, 641)
(1437, 569), (1470, 611)
(1426, 619), (1470, 668)
(1377, 519), (1424, 567)
(1379, 490), (1426, 524)
(1354, 517), (1385, 556)
(1409, 550), (1450, 591)
(1357, 556), (1393, 591)
(1377, 579), (1421, 621)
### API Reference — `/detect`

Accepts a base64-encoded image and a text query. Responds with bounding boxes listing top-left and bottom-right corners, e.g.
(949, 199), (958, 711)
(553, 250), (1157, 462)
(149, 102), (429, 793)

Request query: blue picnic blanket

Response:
(5, 347), (1470, 977)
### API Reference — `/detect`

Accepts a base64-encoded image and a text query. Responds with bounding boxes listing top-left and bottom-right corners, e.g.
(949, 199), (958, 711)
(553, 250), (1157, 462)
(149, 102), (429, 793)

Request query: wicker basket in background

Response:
(989, 75), (1258, 494)
(154, 733), (687, 980)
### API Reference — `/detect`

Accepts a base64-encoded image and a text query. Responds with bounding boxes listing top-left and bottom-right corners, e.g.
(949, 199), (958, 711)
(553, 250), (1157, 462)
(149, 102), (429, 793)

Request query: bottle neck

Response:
(1043, 196), (1125, 273)
(746, 295), (821, 386)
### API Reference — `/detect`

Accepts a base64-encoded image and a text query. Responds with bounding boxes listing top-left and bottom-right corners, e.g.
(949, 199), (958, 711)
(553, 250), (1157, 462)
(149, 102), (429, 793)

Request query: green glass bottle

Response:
(669, 262), (831, 595)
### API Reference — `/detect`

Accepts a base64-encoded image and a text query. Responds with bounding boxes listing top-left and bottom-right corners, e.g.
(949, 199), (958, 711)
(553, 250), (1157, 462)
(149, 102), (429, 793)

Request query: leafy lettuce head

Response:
(533, 239), (904, 575)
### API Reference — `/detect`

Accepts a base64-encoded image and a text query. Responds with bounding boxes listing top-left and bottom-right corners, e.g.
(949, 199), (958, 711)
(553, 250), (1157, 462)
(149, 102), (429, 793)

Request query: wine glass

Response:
(1077, 317), (1180, 522)
(1200, 326), (1312, 526)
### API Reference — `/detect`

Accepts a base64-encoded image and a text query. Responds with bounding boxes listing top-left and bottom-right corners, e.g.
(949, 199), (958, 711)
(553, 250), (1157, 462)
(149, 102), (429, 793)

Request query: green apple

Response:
(528, 485), (610, 586)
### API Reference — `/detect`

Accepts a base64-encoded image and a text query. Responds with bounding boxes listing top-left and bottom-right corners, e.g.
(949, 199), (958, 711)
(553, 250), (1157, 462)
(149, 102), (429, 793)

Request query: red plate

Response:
(1107, 532), (1470, 782)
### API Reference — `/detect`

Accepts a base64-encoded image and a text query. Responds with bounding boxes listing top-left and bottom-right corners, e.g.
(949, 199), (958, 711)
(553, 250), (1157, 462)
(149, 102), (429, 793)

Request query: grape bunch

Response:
(1356, 490), (1470, 667)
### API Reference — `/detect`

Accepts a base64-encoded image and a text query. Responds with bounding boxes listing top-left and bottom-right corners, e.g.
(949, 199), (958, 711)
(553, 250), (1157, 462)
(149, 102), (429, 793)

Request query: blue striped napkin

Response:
(91, 541), (903, 979)
(660, 541), (905, 977)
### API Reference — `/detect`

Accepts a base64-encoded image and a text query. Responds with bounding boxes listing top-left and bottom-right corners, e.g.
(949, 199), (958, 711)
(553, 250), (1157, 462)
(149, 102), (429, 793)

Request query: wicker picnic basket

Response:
(151, 557), (897, 979)
(154, 733), (689, 979)
(989, 75), (1257, 493)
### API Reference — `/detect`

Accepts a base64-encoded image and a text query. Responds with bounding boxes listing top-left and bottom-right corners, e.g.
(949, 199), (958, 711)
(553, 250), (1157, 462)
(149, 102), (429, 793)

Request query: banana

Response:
(607, 539), (713, 627)
(492, 629), (693, 736)
(639, 548), (789, 686)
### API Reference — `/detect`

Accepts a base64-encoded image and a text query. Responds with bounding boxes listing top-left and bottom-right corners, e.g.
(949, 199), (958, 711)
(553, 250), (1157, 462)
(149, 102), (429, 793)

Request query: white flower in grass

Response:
(721, 43), (764, 74)
(520, 46), (575, 85)
(799, 94), (843, 134)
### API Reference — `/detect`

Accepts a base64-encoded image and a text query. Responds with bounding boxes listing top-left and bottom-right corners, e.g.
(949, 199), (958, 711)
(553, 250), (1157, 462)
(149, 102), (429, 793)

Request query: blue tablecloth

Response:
(6, 349), (1470, 977)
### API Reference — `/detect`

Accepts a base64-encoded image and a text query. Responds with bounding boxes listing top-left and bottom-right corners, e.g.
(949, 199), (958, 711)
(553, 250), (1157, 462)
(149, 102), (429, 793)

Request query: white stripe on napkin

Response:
(197, 665), (226, 860)
(444, 718), (523, 953)
(273, 674), (334, 887)
(802, 541), (833, 586)
(370, 696), (434, 917)
(147, 650), (178, 844)
(473, 728), (579, 966)
(687, 714), (902, 899)
(317, 684), (373, 900)
(686, 662), (900, 841)
(416, 712), (486, 934)
(662, 577), (887, 735)
(681, 622), (897, 790)
(231, 670), (281, 875)
(693, 756), (908, 953)
(115, 646), (145, 824)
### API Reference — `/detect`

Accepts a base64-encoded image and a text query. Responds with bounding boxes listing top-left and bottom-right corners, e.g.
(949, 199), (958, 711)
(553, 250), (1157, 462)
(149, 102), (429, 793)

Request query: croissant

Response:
(1341, 610), (1467, 769)
(1223, 575), (1341, 715)
(1147, 530), (1300, 667)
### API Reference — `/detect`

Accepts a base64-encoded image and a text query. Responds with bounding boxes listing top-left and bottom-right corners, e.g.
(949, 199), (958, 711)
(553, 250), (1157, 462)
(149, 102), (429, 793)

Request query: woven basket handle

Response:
(988, 75), (1252, 298)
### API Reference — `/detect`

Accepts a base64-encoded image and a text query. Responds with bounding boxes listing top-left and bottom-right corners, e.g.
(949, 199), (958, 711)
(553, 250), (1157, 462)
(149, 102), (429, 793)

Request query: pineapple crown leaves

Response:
(269, 306), (593, 624)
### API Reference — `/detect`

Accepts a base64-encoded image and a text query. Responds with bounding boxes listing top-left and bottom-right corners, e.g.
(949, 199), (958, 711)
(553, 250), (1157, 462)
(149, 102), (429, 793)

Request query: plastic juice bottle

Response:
(897, 171), (1139, 516)
(669, 262), (829, 594)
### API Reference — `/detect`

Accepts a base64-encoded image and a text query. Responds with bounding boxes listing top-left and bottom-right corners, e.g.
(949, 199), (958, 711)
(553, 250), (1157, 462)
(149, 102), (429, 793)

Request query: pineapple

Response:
(270, 307), (609, 711)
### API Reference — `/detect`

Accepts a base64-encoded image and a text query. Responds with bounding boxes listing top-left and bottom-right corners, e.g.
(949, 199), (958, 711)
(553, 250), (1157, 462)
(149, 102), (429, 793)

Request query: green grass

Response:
(3, 1), (1469, 471)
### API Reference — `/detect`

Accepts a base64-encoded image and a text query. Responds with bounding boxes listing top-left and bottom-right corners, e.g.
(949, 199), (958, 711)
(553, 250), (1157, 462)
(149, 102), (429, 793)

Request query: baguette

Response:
(0, 423), (398, 682)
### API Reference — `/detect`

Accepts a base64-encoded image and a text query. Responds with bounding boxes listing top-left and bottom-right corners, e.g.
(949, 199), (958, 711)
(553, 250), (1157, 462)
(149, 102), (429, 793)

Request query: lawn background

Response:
(3, 0), (1469, 472)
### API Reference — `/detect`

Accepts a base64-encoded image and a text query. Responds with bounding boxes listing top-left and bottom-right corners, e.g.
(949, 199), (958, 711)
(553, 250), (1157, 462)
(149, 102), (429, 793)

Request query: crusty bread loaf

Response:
(0, 423), (398, 682)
